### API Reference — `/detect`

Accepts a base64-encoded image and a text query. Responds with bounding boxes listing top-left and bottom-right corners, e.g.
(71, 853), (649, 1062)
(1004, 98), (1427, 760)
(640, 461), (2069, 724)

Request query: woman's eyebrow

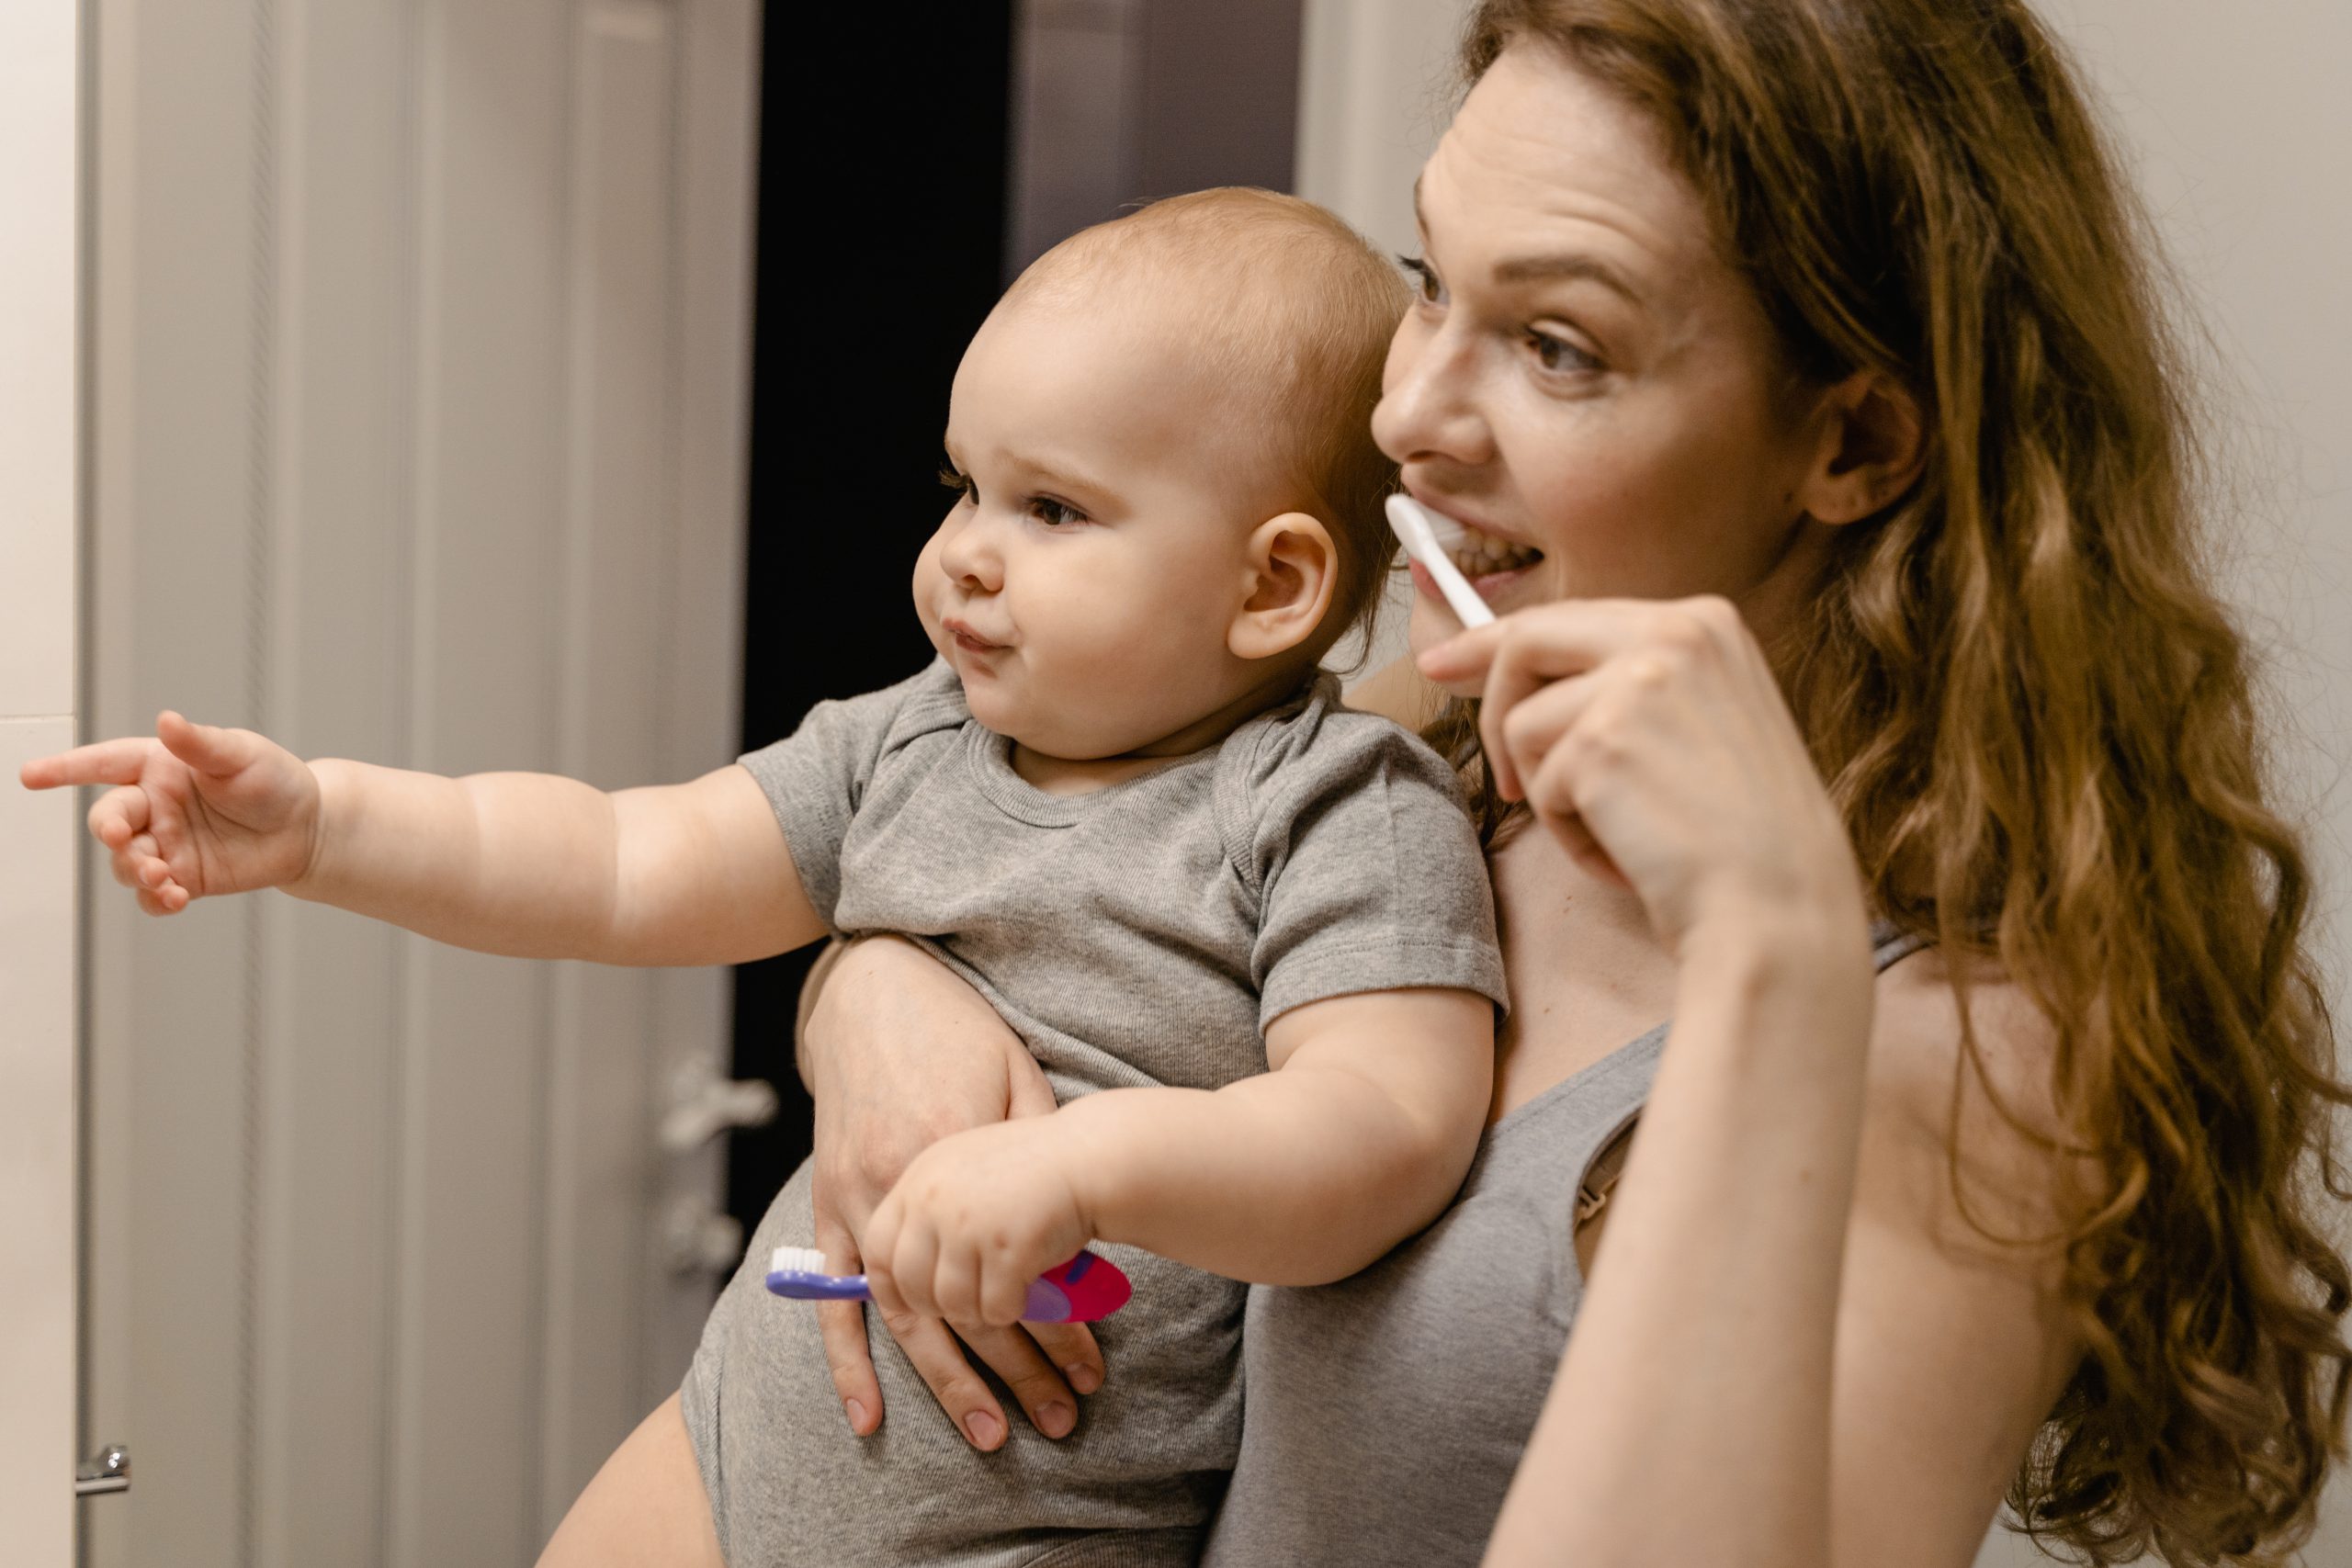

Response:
(1411, 175), (1644, 305)
(1490, 253), (1644, 306)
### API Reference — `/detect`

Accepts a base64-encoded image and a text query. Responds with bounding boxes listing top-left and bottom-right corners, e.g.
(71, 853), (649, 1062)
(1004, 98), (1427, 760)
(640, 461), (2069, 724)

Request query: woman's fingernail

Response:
(1065, 1362), (1102, 1394)
(844, 1398), (869, 1431)
(1037, 1401), (1074, 1437)
(964, 1410), (1004, 1448)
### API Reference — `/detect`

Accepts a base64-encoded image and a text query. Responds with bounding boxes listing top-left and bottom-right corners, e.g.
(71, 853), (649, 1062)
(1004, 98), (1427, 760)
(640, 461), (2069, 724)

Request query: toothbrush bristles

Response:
(770, 1245), (831, 1276)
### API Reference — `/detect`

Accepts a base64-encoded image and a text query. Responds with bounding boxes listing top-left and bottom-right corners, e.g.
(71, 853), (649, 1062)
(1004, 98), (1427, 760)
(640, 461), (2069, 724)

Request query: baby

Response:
(28, 188), (1505, 1567)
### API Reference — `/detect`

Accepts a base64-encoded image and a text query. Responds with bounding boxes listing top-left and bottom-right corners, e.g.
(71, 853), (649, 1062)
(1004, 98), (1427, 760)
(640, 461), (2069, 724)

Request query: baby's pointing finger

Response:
(20, 738), (156, 792)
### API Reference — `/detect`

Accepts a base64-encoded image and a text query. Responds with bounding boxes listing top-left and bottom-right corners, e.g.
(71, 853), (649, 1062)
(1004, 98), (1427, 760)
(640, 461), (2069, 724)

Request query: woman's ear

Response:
(1228, 512), (1339, 662)
(1797, 369), (1928, 525)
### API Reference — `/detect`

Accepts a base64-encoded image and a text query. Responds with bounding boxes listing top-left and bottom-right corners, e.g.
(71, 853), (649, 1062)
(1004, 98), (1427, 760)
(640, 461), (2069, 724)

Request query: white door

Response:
(77, 4), (761, 1564)
(0, 3), (81, 1564)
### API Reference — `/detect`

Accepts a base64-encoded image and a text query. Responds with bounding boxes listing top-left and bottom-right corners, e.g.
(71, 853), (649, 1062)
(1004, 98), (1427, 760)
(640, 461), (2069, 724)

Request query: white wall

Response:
(1295, 3), (2352, 1563)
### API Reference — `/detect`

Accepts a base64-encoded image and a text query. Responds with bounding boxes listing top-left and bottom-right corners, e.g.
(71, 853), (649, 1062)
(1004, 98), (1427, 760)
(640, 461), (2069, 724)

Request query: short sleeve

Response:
(735, 660), (961, 927)
(1242, 706), (1507, 1028)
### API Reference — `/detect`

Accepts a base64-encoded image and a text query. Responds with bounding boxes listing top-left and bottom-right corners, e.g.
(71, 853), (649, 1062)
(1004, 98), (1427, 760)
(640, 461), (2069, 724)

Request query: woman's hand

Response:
(19, 712), (322, 915)
(1418, 596), (1869, 959)
(799, 936), (1104, 1448)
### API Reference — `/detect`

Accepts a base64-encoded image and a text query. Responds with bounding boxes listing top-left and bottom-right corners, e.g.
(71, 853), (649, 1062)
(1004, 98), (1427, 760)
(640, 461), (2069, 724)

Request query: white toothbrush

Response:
(1385, 494), (1496, 628)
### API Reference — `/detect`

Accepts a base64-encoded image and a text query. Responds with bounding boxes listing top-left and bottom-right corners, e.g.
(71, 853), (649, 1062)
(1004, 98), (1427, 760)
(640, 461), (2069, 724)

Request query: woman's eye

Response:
(938, 463), (978, 505)
(1529, 330), (1600, 375)
(1397, 254), (1445, 306)
(1029, 497), (1087, 529)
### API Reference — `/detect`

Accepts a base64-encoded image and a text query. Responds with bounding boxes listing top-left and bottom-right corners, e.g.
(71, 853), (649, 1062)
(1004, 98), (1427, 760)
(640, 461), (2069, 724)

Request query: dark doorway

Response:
(726, 4), (1019, 1235)
(726, 0), (1306, 1250)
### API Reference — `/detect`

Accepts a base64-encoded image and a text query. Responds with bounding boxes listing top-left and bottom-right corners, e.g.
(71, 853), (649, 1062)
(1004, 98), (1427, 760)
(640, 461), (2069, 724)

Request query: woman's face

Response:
(1376, 44), (1837, 685)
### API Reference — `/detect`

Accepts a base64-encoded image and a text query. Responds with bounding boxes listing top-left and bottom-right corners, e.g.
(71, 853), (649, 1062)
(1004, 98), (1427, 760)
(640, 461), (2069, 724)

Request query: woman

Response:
(547, 1), (2350, 1562)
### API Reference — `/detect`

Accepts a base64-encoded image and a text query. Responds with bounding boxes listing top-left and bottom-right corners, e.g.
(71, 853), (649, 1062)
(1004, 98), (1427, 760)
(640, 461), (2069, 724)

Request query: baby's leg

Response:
(536, 1393), (724, 1568)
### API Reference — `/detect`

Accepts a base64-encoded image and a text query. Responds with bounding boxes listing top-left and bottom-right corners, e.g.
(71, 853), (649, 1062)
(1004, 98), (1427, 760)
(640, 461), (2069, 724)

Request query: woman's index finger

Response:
(18, 737), (157, 791)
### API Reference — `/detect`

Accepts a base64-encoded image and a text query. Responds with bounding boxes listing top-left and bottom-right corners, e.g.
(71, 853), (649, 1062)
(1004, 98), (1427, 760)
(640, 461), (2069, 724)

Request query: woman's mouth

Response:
(1399, 502), (1546, 613)
(1437, 516), (1544, 581)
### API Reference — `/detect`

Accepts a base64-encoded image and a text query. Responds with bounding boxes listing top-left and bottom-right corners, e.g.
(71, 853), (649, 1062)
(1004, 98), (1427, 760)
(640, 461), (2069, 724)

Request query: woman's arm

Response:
(1423, 601), (2078, 1568)
(796, 936), (1107, 1449)
(1487, 925), (2077, 1568)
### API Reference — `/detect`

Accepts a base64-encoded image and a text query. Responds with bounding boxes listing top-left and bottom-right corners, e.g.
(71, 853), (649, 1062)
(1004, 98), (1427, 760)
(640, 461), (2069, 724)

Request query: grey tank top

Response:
(1200, 922), (1927, 1567)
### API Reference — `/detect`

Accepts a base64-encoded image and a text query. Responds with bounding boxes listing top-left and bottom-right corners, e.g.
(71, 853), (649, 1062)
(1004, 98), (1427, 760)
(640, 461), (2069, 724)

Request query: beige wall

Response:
(1295, 2), (2352, 1562)
(77, 4), (760, 1564)
(1980, 4), (2352, 1564)
(0, 4), (80, 1560)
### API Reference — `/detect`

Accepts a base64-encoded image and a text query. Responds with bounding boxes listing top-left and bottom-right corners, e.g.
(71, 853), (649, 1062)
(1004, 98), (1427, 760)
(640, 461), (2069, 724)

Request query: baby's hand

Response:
(863, 1115), (1098, 1328)
(18, 712), (322, 915)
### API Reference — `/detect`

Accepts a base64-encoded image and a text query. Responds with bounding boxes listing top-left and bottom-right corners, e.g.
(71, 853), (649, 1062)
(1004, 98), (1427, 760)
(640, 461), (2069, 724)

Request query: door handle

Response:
(657, 1055), (779, 1154)
(75, 1444), (129, 1498)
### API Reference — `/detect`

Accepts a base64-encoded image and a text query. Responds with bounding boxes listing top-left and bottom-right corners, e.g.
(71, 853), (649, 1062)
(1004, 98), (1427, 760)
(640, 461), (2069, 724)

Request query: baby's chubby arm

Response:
(863, 987), (1494, 1326)
(21, 711), (825, 965)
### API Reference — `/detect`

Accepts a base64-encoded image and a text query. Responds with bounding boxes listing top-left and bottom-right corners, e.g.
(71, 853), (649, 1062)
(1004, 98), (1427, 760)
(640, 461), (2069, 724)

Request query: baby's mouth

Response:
(1442, 520), (1544, 580)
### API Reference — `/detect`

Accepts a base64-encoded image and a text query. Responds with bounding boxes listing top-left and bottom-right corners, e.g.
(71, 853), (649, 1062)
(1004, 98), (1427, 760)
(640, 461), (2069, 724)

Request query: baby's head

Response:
(917, 188), (1408, 761)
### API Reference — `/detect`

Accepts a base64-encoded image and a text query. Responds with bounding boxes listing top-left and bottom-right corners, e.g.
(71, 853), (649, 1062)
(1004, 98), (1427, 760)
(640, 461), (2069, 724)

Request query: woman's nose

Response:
(1372, 318), (1494, 470)
(937, 513), (1003, 593)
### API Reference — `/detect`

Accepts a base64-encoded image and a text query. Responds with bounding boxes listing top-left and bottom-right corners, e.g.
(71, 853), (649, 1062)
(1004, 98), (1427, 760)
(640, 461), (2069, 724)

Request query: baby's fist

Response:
(863, 1117), (1095, 1327)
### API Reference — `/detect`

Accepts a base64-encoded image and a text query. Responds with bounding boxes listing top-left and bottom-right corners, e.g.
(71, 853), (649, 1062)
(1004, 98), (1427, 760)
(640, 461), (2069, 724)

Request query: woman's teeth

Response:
(1445, 525), (1544, 579)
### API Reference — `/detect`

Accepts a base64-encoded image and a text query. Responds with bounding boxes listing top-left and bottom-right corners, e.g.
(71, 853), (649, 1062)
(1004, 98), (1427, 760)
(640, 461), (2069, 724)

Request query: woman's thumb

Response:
(154, 711), (254, 777)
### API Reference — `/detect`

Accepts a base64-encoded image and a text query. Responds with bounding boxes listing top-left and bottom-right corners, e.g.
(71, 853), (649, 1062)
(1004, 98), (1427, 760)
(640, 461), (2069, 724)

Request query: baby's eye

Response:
(1028, 497), (1088, 529)
(1528, 330), (1601, 376)
(938, 463), (978, 505)
(1397, 254), (1445, 307)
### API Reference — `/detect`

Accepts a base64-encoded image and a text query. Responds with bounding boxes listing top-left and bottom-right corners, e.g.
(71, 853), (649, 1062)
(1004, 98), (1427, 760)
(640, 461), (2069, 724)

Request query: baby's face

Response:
(915, 294), (1280, 760)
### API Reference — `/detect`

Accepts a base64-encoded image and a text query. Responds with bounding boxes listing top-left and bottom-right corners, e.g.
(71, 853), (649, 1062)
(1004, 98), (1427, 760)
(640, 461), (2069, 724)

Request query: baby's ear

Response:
(1229, 512), (1337, 662)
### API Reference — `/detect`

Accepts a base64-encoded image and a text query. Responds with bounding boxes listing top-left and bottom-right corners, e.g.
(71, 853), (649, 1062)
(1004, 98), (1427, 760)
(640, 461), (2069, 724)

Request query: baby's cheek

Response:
(910, 530), (950, 649)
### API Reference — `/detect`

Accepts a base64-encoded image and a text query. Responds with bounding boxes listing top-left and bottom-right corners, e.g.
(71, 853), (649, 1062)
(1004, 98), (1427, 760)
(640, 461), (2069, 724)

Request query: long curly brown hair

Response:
(1445, 2), (2352, 1561)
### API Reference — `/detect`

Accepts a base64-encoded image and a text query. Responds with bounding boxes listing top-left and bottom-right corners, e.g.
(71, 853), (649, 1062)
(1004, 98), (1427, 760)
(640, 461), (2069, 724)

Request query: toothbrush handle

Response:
(768, 1250), (1134, 1322)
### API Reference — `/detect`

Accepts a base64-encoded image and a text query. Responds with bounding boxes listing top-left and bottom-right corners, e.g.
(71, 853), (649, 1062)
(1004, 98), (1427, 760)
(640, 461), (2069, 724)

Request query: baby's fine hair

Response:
(1010, 188), (1411, 652)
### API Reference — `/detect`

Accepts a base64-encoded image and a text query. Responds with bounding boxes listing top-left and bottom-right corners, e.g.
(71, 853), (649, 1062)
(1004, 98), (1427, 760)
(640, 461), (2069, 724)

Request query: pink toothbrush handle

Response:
(1023, 1251), (1133, 1323)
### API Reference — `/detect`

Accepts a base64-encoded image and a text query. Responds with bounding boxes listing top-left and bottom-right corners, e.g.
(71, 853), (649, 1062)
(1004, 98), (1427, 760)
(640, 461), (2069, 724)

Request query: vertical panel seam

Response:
(379, 0), (432, 1560)
(241, 5), (279, 1567)
(73, 10), (101, 1555)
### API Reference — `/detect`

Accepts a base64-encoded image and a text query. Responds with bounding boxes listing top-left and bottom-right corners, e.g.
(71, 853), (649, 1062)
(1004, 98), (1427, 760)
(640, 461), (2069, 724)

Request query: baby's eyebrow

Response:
(1012, 454), (1117, 502)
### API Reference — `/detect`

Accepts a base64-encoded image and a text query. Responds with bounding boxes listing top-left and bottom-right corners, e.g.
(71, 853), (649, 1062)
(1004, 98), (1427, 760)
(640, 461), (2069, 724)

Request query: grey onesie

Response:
(679, 660), (1506, 1567)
